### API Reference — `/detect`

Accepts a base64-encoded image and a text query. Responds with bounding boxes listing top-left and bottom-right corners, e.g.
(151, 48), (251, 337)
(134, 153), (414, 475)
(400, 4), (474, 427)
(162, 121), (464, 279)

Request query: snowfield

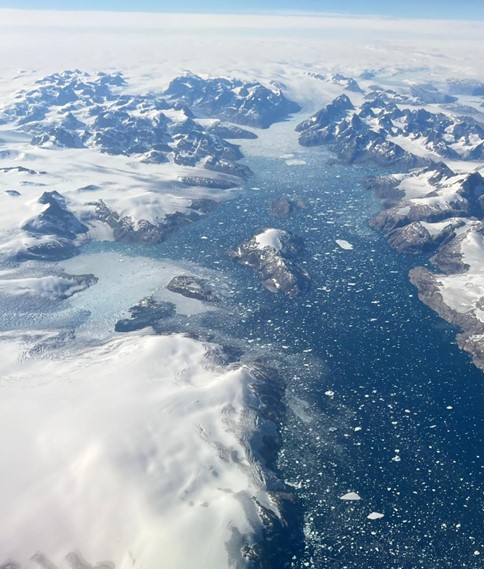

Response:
(0, 332), (275, 568)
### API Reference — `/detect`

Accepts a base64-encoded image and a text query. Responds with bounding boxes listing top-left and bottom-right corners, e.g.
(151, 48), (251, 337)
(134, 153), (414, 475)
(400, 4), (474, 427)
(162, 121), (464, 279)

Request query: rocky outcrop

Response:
(114, 297), (176, 333)
(269, 198), (306, 217)
(307, 72), (363, 93)
(163, 72), (301, 128)
(22, 191), (88, 239)
(12, 191), (88, 261)
(177, 175), (240, 190)
(447, 79), (484, 96)
(296, 94), (354, 135)
(93, 199), (216, 245)
(409, 267), (484, 371)
(1, 70), (256, 179)
(385, 220), (464, 254)
(296, 91), (484, 165)
(369, 162), (484, 372)
(409, 83), (457, 104)
(205, 120), (258, 139)
(369, 168), (484, 253)
(228, 228), (310, 298)
(167, 275), (220, 302)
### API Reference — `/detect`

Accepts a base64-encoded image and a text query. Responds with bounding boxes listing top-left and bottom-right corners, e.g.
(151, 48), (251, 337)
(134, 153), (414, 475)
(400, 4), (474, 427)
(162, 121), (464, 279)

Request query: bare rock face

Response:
(296, 90), (484, 166)
(205, 120), (258, 139)
(93, 199), (216, 245)
(228, 228), (310, 298)
(114, 297), (176, 333)
(269, 198), (306, 218)
(167, 275), (220, 303)
(163, 72), (301, 129)
(369, 167), (484, 254)
(409, 266), (484, 371)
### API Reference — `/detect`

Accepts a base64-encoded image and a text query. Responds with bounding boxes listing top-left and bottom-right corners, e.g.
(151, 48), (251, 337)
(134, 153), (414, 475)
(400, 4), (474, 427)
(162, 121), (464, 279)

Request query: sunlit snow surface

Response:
(0, 8), (483, 569)
(0, 333), (269, 568)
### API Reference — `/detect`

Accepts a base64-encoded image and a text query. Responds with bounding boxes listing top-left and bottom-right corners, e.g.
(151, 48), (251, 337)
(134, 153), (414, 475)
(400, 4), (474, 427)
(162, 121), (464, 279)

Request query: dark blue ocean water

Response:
(75, 138), (484, 568)
(147, 144), (484, 568)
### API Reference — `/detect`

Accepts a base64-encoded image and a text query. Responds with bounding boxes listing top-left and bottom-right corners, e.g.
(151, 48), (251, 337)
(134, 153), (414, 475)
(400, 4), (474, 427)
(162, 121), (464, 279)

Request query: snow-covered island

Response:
(228, 228), (310, 298)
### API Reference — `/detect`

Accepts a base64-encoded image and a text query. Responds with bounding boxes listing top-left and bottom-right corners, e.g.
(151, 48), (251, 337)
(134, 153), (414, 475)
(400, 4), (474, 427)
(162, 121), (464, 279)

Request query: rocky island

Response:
(166, 275), (220, 303)
(228, 228), (310, 298)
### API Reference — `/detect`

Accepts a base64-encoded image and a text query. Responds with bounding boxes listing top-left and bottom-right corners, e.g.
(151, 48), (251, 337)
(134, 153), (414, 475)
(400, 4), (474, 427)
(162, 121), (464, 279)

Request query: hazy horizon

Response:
(0, 0), (482, 20)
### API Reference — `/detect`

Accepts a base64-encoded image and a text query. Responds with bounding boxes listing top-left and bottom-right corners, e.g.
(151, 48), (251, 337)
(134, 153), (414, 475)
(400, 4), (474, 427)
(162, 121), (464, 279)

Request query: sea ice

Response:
(336, 239), (354, 250)
(339, 492), (361, 501)
(367, 512), (385, 520)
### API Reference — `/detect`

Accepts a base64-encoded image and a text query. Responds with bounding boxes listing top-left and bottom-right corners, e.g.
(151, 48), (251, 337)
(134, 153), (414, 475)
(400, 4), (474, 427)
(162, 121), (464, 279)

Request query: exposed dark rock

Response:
(114, 297), (176, 332)
(13, 237), (80, 262)
(167, 275), (220, 302)
(296, 94), (354, 133)
(297, 91), (484, 165)
(178, 175), (240, 190)
(205, 120), (258, 139)
(2, 70), (253, 181)
(93, 197), (219, 245)
(31, 127), (85, 148)
(0, 165), (43, 175)
(164, 72), (301, 128)
(228, 229), (310, 298)
(447, 78), (484, 96)
(370, 171), (484, 238)
(409, 83), (457, 104)
(203, 156), (253, 179)
(307, 72), (363, 93)
(429, 230), (471, 274)
(269, 198), (306, 217)
(409, 266), (484, 371)
(77, 184), (99, 192)
(22, 191), (88, 240)
(386, 220), (465, 254)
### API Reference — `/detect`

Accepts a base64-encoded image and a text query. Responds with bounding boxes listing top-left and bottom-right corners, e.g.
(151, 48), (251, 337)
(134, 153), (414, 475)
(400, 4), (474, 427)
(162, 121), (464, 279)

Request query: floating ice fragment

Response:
(336, 239), (353, 250)
(354, 426), (362, 432)
(367, 512), (384, 520)
(339, 492), (361, 501)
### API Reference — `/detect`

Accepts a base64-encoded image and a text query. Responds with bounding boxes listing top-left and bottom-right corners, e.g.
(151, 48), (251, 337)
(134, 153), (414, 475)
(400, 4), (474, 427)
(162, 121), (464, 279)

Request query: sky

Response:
(0, 0), (482, 20)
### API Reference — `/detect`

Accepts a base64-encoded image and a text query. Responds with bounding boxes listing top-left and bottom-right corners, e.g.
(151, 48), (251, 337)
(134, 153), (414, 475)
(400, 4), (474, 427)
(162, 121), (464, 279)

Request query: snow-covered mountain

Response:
(368, 163), (484, 253)
(296, 91), (484, 166)
(163, 72), (301, 128)
(0, 70), (301, 262)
